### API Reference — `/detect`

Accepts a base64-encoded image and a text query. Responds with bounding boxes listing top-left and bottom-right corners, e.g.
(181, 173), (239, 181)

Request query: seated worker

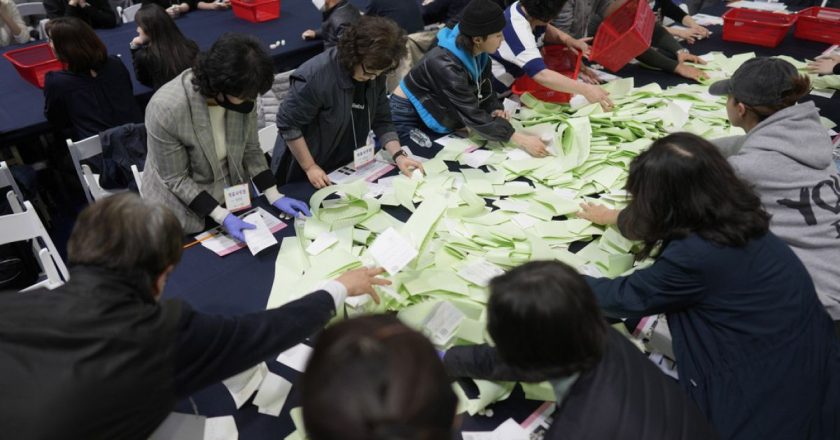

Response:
(303, 315), (458, 440)
(553, 0), (708, 81)
(577, 133), (840, 440)
(273, 16), (424, 189)
(301, 0), (360, 49)
(0, 193), (389, 439)
(143, 33), (310, 240)
(44, 17), (142, 141)
(443, 261), (719, 440)
(44, 0), (117, 28)
(491, 0), (613, 109)
(391, 0), (549, 157)
(130, 4), (199, 89)
(707, 57), (840, 335)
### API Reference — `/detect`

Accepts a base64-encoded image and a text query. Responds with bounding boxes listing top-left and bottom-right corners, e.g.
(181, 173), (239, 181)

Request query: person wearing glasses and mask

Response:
(142, 33), (311, 242)
(272, 16), (424, 188)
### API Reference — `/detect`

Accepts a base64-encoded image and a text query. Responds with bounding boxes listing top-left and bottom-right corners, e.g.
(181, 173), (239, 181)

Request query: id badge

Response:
(223, 183), (251, 212)
(353, 144), (375, 170)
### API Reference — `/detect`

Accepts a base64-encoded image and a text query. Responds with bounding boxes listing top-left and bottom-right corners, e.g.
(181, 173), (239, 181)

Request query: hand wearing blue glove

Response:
(222, 214), (255, 242)
(273, 196), (312, 218)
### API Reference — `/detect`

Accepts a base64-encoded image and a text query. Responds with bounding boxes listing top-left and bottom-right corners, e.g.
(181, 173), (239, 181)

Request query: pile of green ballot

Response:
(274, 53), (838, 438)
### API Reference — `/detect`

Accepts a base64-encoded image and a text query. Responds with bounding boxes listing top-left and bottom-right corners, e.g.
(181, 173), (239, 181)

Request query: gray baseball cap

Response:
(708, 57), (799, 107)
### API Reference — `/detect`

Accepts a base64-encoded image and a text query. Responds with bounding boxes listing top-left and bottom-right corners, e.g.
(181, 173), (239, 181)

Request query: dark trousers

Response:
(388, 94), (440, 149)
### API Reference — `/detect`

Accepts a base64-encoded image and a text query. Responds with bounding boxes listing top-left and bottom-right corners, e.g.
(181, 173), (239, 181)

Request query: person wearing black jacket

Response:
(301, 0), (360, 49)
(443, 261), (719, 440)
(129, 4), (199, 89)
(0, 193), (388, 440)
(43, 0), (117, 28)
(391, 0), (548, 157)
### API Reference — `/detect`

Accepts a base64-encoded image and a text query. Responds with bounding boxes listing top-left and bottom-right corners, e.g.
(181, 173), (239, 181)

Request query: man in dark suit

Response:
(0, 193), (388, 440)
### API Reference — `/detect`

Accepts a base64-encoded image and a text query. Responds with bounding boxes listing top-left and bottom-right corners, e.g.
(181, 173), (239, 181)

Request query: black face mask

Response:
(217, 94), (255, 114)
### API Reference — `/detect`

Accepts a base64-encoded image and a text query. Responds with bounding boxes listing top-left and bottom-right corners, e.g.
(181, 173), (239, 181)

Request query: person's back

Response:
(366, 0), (424, 34)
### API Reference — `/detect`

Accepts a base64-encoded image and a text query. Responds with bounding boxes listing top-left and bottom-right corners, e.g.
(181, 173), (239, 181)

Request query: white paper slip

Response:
(306, 232), (338, 255)
(494, 199), (529, 212)
(511, 213), (539, 229)
(203, 416), (238, 440)
(502, 98), (520, 115)
(368, 227), (419, 275)
(692, 13), (723, 26)
(506, 148), (532, 161)
(812, 88), (835, 99)
(569, 94), (591, 110)
(727, 1), (787, 11)
(345, 294), (372, 308)
(458, 259), (505, 287)
(253, 372), (294, 417)
(579, 264), (605, 277)
(222, 362), (268, 409)
(242, 212), (278, 256)
(462, 418), (529, 440)
(463, 149), (493, 168)
(257, 207), (284, 231)
(592, 69), (622, 83)
(422, 301), (465, 346)
(554, 188), (578, 199)
(277, 343), (314, 373)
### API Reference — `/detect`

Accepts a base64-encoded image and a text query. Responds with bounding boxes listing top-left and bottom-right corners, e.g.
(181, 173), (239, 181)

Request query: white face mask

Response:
(312, 0), (326, 11)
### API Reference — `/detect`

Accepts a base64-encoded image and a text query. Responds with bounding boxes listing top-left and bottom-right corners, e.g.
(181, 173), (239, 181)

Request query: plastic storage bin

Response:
(3, 43), (64, 88)
(511, 46), (583, 103)
(794, 7), (840, 44)
(590, 0), (655, 72)
(230, 0), (280, 23)
(722, 8), (797, 48)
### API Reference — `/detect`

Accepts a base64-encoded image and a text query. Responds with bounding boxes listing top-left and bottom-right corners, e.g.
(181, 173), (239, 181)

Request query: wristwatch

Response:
(391, 149), (407, 162)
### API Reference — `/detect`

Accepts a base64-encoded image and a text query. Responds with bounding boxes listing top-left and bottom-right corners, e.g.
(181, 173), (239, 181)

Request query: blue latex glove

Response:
(436, 350), (446, 361)
(272, 196), (312, 218)
(222, 213), (255, 242)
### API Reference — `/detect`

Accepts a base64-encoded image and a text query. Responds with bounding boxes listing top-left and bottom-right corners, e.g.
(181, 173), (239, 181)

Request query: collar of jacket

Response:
(67, 265), (158, 304)
(322, 0), (349, 20)
(327, 46), (356, 90)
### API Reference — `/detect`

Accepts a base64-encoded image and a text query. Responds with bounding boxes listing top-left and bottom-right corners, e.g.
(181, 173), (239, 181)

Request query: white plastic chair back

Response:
(0, 201), (69, 291)
(131, 164), (143, 197)
(67, 135), (127, 204)
(258, 125), (278, 156)
(121, 3), (141, 23)
(0, 161), (24, 212)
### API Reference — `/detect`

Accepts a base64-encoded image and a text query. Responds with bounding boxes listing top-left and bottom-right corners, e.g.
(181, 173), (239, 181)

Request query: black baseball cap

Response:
(709, 57), (799, 107)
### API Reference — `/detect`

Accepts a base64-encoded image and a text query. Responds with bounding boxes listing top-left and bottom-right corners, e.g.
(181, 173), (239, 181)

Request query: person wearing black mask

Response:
(142, 33), (311, 240)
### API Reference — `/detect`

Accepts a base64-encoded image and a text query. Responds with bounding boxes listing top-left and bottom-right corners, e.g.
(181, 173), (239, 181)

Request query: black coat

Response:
(43, 0), (117, 28)
(0, 266), (336, 439)
(315, 0), (360, 49)
(445, 327), (719, 440)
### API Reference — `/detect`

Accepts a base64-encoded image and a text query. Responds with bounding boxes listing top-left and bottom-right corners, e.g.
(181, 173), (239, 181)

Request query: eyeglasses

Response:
(360, 63), (395, 79)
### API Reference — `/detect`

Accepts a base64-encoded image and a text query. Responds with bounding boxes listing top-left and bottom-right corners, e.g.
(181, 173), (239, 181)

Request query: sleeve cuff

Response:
(279, 128), (303, 141)
(317, 280), (347, 311)
(523, 58), (548, 78)
(377, 131), (400, 147)
(209, 206), (231, 225)
(189, 191), (221, 218)
(252, 169), (276, 192)
(263, 186), (283, 204)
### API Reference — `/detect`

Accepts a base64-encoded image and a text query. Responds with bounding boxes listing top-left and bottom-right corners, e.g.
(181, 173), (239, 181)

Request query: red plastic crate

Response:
(794, 7), (840, 44)
(511, 46), (582, 103)
(230, 0), (280, 22)
(722, 8), (797, 48)
(3, 43), (64, 88)
(590, 0), (655, 72)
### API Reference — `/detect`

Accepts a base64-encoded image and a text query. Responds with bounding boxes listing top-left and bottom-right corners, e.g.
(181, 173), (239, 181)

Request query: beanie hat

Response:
(459, 0), (506, 37)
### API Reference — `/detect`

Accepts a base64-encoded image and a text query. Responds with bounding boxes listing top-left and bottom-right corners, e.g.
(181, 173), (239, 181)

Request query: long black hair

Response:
(134, 4), (198, 89)
(618, 132), (770, 259)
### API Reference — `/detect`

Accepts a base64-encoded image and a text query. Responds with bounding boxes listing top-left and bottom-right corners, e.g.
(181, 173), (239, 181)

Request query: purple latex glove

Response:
(222, 213), (255, 242)
(272, 196), (312, 218)
(436, 350), (446, 361)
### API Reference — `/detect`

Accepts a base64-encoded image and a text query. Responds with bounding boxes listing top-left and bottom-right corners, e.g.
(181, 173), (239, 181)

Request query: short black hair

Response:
(487, 261), (608, 381)
(67, 193), (183, 296)
(302, 315), (456, 440)
(337, 16), (407, 73)
(520, 0), (567, 22)
(618, 132), (770, 259)
(191, 33), (274, 100)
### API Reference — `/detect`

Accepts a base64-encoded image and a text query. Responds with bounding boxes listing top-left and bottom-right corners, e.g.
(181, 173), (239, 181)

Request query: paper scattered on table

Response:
(457, 259), (505, 287)
(812, 88), (835, 99)
(511, 213), (539, 229)
(203, 416), (238, 440)
(242, 212), (278, 255)
(197, 208), (286, 257)
(421, 301), (466, 346)
(592, 69), (622, 82)
(463, 149), (494, 168)
(306, 231), (338, 255)
(368, 227), (419, 275)
(277, 343), (313, 373)
(691, 13), (723, 26)
(569, 94), (590, 110)
(462, 418), (529, 440)
(727, 1), (787, 11)
(222, 362), (268, 409)
(328, 159), (395, 185)
(506, 148), (532, 161)
(253, 372), (294, 417)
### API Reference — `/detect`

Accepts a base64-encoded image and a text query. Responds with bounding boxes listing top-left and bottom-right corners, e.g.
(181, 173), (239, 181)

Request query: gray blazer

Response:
(142, 69), (275, 234)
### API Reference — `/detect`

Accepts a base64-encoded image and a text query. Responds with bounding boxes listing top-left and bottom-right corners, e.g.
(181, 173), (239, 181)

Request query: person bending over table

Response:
(143, 33), (310, 241)
(44, 17), (142, 141)
(490, 0), (614, 109)
(302, 315), (458, 440)
(301, 0), (360, 49)
(0, 0), (29, 47)
(706, 57), (840, 335)
(444, 261), (719, 440)
(0, 193), (389, 440)
(577, 133), (840, 440)
(44, 0), (117, 28)
(273, 16), (424, 189)
(130, 4), (199, 90)
(391, 0), (549, 157)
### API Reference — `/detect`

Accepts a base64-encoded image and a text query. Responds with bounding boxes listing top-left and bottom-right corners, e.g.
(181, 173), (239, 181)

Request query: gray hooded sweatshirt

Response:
(714, 101), (840, 320)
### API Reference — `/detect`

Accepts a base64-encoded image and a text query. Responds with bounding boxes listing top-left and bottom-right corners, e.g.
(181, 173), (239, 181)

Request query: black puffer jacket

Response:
(316, 0), (360, 49)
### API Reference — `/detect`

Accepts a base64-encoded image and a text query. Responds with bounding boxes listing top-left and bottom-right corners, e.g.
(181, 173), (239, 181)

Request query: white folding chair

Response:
(258, 125), (278, 156)
(120, 3), (141, 23)
(0, 201), (69, 291)
(66, 135), (127, 204)
(0, 161), (24, 213)
(131, 164), (143, 197)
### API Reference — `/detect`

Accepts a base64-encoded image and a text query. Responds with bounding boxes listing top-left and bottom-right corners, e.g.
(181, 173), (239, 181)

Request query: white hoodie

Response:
(715, 101), (840, 320)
